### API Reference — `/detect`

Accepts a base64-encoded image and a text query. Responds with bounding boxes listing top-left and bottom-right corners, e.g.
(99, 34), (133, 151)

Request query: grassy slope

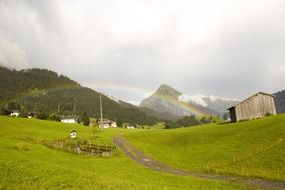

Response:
(126, 115), (285, 181)
(0, 116), (247, 190)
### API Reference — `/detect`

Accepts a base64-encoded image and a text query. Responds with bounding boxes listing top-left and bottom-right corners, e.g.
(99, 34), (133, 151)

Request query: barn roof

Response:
(98, 119), (112, 124)
(60, 116), (78, 120)
(227, 92), (274, 110)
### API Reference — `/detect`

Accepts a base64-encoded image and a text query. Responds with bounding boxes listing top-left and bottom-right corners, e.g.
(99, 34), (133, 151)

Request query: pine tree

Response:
(81, 111), (90, 126)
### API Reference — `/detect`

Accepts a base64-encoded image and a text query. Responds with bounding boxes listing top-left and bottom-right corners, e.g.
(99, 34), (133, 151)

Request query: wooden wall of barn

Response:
(234, 93), (276, 121)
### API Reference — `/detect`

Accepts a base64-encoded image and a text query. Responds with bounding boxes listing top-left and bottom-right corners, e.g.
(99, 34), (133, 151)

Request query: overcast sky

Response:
(0, 0), (285, 105)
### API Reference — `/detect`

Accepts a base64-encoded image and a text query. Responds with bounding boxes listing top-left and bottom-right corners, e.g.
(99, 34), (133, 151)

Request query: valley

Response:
(0, 116), (250, 190)
(1, 115), (285, 189)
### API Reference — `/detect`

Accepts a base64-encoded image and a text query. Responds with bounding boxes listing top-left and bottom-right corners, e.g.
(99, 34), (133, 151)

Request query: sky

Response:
(0, 0), (285, 105)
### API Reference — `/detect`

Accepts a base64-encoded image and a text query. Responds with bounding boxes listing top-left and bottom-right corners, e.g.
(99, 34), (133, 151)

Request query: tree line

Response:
(0, 66), (159, 125)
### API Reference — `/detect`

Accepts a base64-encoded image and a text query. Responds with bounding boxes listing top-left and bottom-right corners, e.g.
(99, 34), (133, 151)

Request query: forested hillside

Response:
(0, 66), (158, 125)
(0, 67), (78, 104)
(274, 90), (285, 114)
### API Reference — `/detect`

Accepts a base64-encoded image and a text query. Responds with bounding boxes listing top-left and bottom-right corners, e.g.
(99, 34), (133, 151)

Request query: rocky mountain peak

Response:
(154, 84), (182, 98)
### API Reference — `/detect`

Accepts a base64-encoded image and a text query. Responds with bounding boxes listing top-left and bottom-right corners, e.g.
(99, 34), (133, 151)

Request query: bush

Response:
(200, 116), (213, 124)
(48, 113), (61, 121)
(0, 107), (9, 116)
(165, 121), (181, 129)
(19, 111), (28, 118)
(7, 101), (21, 110)
(116, 119), (123, 128)
(37, 112), (48, 120)
(81, 111), (90, 126)
(177, 115), (201, 127)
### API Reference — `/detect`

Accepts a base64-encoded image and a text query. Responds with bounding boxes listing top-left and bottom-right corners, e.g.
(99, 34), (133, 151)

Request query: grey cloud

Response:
(0, 0), (285, 103)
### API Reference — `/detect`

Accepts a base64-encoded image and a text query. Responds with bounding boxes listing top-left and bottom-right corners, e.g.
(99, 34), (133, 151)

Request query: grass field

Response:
(0, 116), (249, 190)
(125, 115), (285, 181)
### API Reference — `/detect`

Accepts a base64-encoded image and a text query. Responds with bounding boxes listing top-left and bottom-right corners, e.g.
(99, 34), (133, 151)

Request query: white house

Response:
(127, 126), (135, 129)
(27, 112), (37, 119)
(111, 121), (117, 128)
(10, 110), (20, 117)
(99, 119), (117, 128)
(60, 116), (78, 124)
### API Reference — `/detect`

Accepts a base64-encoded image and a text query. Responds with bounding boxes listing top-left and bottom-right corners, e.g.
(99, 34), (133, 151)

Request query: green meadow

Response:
(0, 116), (248, 190)
(126, 115), (285, 181)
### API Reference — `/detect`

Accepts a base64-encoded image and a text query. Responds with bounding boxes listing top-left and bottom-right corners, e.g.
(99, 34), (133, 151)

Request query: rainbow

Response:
(89, 83), (209, 116)
(151, 93), (208, 116)
(14, 82), (208, 117)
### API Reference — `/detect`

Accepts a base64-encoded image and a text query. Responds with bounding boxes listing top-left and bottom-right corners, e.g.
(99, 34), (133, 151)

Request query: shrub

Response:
(19, 111), (28, 118)
(81, 111), (90, 126)
(48, 113), (61, 121)
(37, 112), (48, 120)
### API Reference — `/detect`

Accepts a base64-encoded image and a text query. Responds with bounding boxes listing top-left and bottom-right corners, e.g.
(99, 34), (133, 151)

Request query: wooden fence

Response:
(44, 139), (116, 157)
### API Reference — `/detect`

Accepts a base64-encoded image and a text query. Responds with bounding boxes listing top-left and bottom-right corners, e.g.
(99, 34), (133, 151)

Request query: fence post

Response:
(77, 146), (80, 154)
(75, 141), (78, 153)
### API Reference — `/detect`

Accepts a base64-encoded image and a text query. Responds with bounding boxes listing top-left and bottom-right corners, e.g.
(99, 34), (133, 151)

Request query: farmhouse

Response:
(98, 119), (117, 128)
(228, 92), (276, 122)
(28, 112), (38, 119)
(127, 125), (135, 129)
(125, 123), (135, 129)
(9, 110), (20, 117)
(60, 116), (78, 124)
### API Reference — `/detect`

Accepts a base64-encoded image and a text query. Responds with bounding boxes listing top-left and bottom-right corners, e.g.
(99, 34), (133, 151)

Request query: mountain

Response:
(0, 66), (159, 125)
(273, 90), (285, 114)
(140, 84), (239, 117)
(140, 84), (223, 117)
(154, 84), (182, 98)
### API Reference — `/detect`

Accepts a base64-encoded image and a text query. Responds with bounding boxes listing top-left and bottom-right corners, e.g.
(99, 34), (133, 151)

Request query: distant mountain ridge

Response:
(140, 84), (239, 117)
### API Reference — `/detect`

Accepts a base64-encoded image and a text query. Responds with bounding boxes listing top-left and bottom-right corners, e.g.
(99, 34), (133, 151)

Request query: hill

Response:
(0, 116), (246, 190)
(125, 115), (285, 181)
(274, 90), (285, 114)
(139, 84), (235, 117)
(0, 66), (158, 125)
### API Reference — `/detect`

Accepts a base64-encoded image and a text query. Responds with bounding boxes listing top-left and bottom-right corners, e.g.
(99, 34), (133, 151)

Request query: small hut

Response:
(228, 92), (276, 122)
(70, 130), (77, 138)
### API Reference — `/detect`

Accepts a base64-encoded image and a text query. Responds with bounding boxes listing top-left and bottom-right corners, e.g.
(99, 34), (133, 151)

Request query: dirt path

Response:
(113, 136), (285, 190)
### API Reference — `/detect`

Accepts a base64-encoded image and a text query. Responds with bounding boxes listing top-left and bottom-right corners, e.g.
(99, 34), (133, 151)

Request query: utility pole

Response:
(100, 95), (103, 128)
(57, 103), (61, 114)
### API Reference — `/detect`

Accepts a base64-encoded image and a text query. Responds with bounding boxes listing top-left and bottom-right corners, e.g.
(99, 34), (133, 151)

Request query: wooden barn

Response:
(228, 92), (276, 122)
